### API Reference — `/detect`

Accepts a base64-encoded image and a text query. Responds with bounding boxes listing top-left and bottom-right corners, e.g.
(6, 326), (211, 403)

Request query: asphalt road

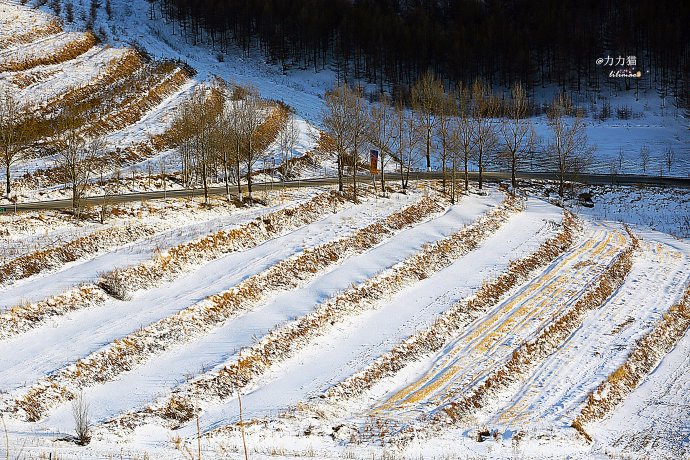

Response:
(2, 171), (689, 212)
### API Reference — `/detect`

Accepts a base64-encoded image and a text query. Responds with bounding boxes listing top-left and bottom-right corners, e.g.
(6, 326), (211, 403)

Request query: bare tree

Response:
(216, 104), (237, 199)
(500, 82), (535, 191)
(455, 83), (474, 191)
(639, 145), (650, 174)
(224, 94), (245, 199)
(172, 102), (195, 188)
(57, 125), (99, 217)
(345, 85), (368, 202)
(322, 83), (354, 194)
(237, 85), (264, 201)
(394, 101), (421, 191)
(448, 115), (463, 204)
(545, 94), (594, 197)
(664, 147), (675, 174)
(435, 88), (457, 194)
(72, 391), (91, 445)
(277, 111), (300, 183)
(470, 79), (498, 190)
(368, 94), (396, 195)
(0, 87), (31, 198)
(411, 71), (443, 172)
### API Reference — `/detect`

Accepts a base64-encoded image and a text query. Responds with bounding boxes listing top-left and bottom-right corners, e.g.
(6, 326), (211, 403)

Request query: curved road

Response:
(2, 171), (689, 212)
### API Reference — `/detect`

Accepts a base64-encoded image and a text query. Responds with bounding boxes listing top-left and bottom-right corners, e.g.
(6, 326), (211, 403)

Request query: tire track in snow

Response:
(372, 224), (627, 423)
(490, 239), (690, 429)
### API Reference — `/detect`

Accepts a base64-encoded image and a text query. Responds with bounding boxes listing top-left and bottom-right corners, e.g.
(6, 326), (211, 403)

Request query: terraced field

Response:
(1, 1), (688, 459)
(0, 1), (200, 193)
(1, 187), (688, 459)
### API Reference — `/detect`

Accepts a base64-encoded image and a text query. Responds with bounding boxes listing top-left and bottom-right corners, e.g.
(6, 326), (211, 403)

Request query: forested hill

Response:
(149, 0), (688, 99)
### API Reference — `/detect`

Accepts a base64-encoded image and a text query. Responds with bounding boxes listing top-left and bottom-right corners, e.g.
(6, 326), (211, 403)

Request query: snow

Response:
(38, 191), (422, 431)
(481, 233), (690, 430)
(0, 196), (302, 309)
(168, 198), (561, 435)
(1, 0), (689, 458)
(589, 326), (690, 458)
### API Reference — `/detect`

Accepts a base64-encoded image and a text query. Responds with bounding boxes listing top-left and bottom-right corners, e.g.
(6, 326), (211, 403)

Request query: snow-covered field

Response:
(1, 1), (689, 458)
(0, 181), (687, 459)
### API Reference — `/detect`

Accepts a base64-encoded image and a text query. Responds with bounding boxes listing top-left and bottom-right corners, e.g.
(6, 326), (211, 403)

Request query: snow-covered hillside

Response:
(1, 1), (689, 459)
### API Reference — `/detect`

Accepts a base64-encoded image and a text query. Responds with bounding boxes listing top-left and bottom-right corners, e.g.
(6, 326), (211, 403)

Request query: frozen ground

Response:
(0, 0), (689, 458)
(0, 183), (688, 460)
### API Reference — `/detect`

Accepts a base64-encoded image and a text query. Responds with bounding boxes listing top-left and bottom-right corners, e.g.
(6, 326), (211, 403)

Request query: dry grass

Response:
(45, 49), (145, 110)
(15, 54), (186, 160)
(0, 285), (108, 340)
(0, 31), (98, 72)
(0, 224), (157, 287)
(571, 284), (690, 441)
(441, 229), (639, 425)
(119, 195), (522, 429)
(98, 191), (349, 299)
(85, 64), (190, 136)
(320, 212), (578, 403)
(14, 193), (444, 423)
(0, 19), (62, 50)
(1, 192), (348, 343)
(8, 67), (61, 89)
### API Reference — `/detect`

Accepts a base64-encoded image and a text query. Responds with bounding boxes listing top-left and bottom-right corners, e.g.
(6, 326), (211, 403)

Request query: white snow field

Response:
(0, 1), (689, 458)
(0, 183), (688, 459)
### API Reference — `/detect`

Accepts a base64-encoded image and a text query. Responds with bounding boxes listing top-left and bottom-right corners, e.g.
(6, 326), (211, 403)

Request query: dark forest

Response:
(148, 0), (689, 103)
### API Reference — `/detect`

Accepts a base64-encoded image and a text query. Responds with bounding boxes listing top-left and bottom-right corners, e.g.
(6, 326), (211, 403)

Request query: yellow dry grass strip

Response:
(7, 67), (61, 89)
(0, 224), (157, 287)
(0, 285), (108, 340)
(375, 229), (620, 414)
(107, 195), (522, 430)
(0, 19), (62, 50)
(44, 49), (145, 110)
(0, 192), (344, 342)
(85, 65), (191, 136)
(313, 212), (578, 411)
(12, 193), (444, 422)
(98, 191), (350, 300)
(0, 31), (97, 72)
(439, 229), (639, 425)
(571, 284), (690, 441)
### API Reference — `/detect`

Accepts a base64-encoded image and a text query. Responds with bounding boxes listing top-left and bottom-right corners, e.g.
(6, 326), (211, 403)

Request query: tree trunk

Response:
(426, 128), (431, 171)
(4, 162), (10, 197)
(337, 153), (344, 193)
(380, 152), (385, 195)
(478, 149), (484, 189)
(223, 152), (230, 198)
(352, 148), (358, 202)
(451, 153), (457, 204)
(235, 157), (242, 200)
(464, 154), (469, 191)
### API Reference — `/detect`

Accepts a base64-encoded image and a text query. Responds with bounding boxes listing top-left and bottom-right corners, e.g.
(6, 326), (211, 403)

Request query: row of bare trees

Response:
(1, 87), (106, 214)
(321, 73), (594, 200)
(0, 80), (296, 214)
(172, 82), (297, 205)
(1, 74), (593, 211)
